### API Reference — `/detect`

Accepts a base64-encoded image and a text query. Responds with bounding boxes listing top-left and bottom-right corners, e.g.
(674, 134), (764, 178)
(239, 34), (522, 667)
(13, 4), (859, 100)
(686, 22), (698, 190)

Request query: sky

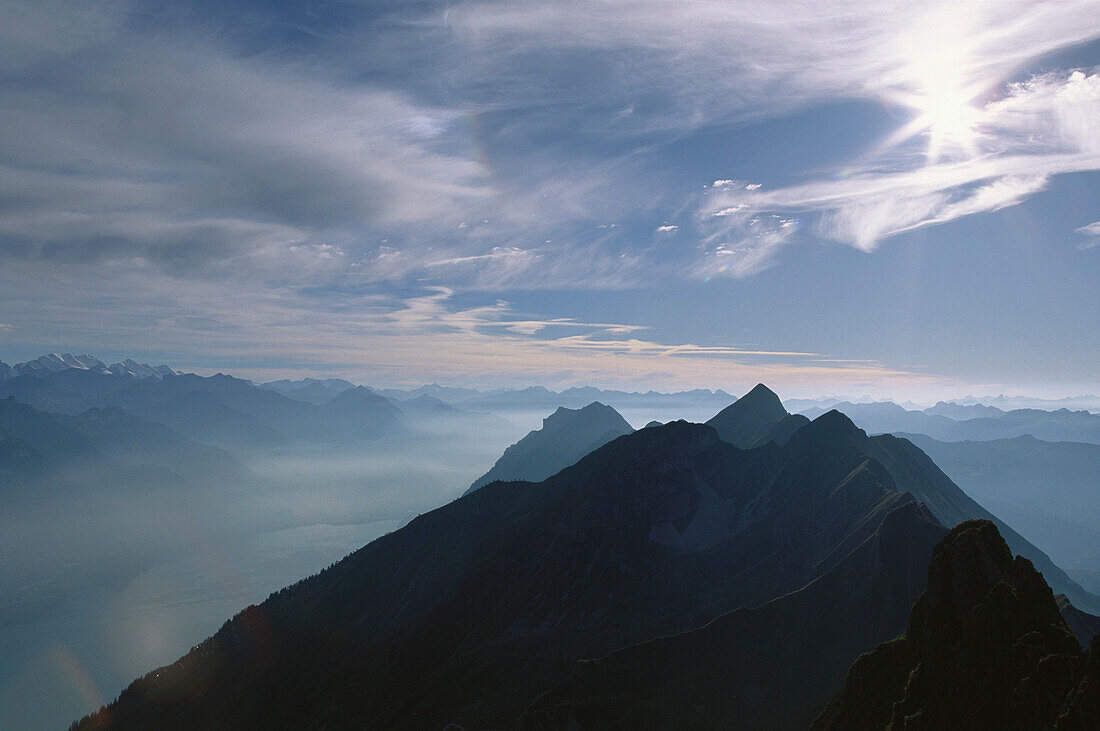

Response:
(0, 0), (1098, 399)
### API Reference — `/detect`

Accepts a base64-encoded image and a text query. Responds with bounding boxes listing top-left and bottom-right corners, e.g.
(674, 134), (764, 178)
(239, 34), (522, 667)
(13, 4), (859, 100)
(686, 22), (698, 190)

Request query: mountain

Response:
(463, 401), (632, 494)
(0, 353), (177, 384)
(0, 370), (410, 453)
(106, 359), (177, 379)
(519, 501), (946, 729)
(455, 386), (735, 413)
(706, 382), (809, 448)
(0, 397), (256, 502)
(77, 410), (951, 729)
(1058, 594), (1100, 651)
(814, 520), (1099, 729)
(260, 377), (355, 404)
(861, 432), (1099, 614)
(714, 387), (1099, 613)
(801, 400), (1100, 445)
(902, 433), (1100, 576)
(923, 400), (1006, 420)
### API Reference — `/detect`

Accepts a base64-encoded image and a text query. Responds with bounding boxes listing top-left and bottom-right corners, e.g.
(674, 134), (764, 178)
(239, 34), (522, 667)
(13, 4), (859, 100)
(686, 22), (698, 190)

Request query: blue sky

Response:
(0, 0), (1097, 398)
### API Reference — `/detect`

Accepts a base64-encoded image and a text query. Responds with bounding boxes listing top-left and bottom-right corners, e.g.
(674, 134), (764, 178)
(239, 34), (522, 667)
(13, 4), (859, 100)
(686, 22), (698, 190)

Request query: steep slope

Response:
(79, 411), (949, 729)
(708, 388), (1098, 612)
(1058, 594), (1100, 651)
(902, 433), (1100, 573)
(814, 520), (1099, 729)
(519, 501), (946, 729)
(865, 433), (1100, 614)
(463, 401), (633, 494)
(706, 383), (809, 448)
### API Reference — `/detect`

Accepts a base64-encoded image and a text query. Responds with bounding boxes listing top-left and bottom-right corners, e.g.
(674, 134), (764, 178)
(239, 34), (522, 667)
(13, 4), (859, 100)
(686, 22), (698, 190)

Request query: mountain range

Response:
(800, 400), (1100, 445)
(70, 385), (1100, 728)
(902, 433), (1100, 582)
(0, 354), (176, 383)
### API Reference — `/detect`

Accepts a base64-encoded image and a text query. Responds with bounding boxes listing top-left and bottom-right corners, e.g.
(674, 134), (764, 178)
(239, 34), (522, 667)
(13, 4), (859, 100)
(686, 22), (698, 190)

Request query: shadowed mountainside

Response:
(902, 433), (1100, 575)
(463, 401), (633, 495)
(814, 520), (1099, 729)
(75, 410), (946, 730)
(705, 382), (809, 448)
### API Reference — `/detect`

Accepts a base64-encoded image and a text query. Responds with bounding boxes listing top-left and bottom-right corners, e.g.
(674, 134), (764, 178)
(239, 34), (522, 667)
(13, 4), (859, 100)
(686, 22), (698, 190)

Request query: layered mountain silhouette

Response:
(463, 401), (633, 494)
(69, 386), (1100, 729)
(814, 520), (1099, 729)
(705, 382), (809, 448)
(0, 397), (256, 502)
(704, 387), (1099, 612)
(76, 408), (953, 729)
(903, 433), (1100, 576)
(0, 370), (410, 453)
(1058, 594), (1100, 651)
(801, 400), (1100, 445)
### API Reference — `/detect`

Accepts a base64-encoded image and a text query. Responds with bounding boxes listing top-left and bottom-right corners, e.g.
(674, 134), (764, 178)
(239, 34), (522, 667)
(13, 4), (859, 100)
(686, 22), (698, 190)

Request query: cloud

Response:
(1076, 221), (1100, 249)
(656, 225), (678, 233)
(702, 71), (1100, 252)
(0, 260), (936, 393)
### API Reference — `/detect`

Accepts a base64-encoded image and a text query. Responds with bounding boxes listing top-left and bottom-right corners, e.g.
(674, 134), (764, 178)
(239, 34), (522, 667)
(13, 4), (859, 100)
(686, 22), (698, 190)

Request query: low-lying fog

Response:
(0, 432), (517, 729)
(0, 401), (729, 728)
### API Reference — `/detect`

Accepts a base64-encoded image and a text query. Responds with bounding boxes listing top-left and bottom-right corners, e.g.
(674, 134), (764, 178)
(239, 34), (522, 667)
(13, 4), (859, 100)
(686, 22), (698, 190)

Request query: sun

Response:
(879, 10), (993, 163)
(889, 65), (987, 162)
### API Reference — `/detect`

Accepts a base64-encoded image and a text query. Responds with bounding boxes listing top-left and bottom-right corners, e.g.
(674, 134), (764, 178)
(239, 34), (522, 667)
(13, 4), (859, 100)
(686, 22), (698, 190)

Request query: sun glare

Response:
(897, 60), (986, 161)
(880, 9), (992, 163)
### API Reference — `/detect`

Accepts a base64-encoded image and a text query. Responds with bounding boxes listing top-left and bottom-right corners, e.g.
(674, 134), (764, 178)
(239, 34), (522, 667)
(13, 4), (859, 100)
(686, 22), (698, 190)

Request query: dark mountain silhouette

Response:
(708, 390), (1098, 611)
(519, 500), (946, 729)
(77, 409), (958, 729)
(903, 433), (1100, 575)
(706, 383), (809, 448)
(463, 401), (633, 495)
(814, 520), (1099, 729)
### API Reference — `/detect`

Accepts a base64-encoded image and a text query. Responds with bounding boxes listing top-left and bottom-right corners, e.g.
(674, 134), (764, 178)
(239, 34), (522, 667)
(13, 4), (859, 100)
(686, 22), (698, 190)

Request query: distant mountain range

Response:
(0, 368), (502, 455)
(71, 385), (1100, 729)
(800, 400), (1100, 445)
(0, 353), (176, 383)
(0, 397), (256, 504)
(903, 433), (1100, 578)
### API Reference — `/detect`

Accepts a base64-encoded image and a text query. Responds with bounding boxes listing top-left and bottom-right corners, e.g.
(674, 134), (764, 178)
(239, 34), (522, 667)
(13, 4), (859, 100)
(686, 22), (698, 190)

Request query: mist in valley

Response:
(0, 428), (520, 729)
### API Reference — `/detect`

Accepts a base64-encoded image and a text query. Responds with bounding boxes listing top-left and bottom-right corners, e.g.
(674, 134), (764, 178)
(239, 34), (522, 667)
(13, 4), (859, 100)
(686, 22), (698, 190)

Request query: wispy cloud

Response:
(0, 0), (1096, 393)
(1076, 221), (1100, 249)
(0, 261), (935, 394)
(2, 0), (1096, 286)
(701, 71), (1100, 262)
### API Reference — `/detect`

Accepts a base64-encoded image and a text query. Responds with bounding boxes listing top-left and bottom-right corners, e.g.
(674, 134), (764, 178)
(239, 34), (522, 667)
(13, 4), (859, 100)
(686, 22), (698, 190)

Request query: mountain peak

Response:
(543, 401), (619, 428)
(465, 401), (632, 494)
(815, 519), (1091, 730)
(705, 383), (794, 448)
